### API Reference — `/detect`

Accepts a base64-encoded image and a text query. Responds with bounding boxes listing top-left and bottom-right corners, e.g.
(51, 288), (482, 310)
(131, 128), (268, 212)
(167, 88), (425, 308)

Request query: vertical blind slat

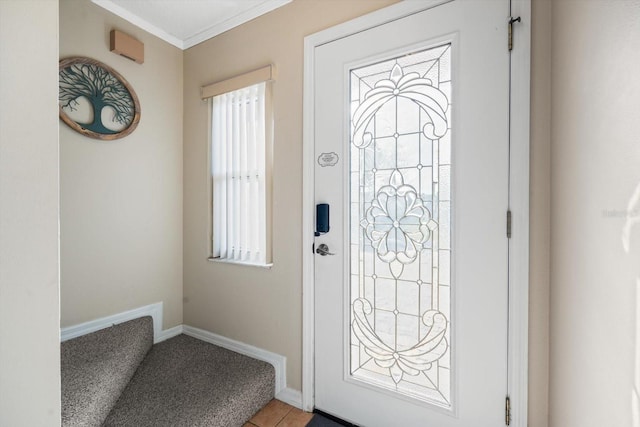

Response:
(248, 85), (257, 262)
(212, 97), (219, 257)
(231, 92), (240, 260)
(257, 83), (264, 262)
(240, 87), (248, 261)
(220, 94), (228, 259)
(226, 92), (234, 260)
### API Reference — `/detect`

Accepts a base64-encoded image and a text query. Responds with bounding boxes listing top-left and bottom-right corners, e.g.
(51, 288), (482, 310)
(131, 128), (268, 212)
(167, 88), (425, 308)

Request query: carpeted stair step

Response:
(61, 316), (154, 427)
(102, 334), (275, 427)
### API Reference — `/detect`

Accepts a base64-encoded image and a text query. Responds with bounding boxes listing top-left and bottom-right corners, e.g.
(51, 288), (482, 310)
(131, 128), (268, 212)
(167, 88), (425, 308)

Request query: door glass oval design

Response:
(349, 43), (452, 408)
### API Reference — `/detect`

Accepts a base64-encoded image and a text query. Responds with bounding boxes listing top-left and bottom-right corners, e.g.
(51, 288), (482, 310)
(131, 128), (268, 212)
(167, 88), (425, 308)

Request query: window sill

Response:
(207, 257), (273, 269)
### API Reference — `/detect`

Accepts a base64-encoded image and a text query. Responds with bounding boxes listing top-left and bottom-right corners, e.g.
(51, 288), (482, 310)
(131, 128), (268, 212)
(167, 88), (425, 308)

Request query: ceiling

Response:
(92, 0), (292, 50)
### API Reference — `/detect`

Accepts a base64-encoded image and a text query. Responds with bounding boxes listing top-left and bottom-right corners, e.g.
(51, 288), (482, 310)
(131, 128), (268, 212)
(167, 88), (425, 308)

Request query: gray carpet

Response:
(61, 317), (154, 427)
(102, 334), (275, 427)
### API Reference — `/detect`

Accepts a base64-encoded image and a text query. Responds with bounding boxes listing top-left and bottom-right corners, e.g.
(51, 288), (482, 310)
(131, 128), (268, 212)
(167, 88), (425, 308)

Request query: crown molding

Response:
(91, 0), (292, 51)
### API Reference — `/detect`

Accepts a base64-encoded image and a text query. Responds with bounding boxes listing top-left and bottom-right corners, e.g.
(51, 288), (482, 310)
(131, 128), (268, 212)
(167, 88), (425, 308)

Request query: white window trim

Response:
(206, 257), (273, 269)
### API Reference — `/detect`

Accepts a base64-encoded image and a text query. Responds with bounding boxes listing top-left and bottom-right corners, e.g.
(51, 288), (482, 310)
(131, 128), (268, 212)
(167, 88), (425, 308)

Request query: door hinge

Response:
(506, 210), (512, 238)
(508, 16), (521, 51)
(505, 396), (511, 425)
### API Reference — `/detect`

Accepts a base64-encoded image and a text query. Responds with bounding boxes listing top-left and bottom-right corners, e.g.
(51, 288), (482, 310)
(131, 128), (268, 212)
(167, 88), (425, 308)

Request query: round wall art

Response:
(58, 57), (141, 140)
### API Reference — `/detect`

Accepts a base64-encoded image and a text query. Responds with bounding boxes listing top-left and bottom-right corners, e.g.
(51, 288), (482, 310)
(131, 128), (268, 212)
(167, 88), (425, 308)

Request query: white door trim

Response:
(302, 1), (531, 424)
(506, 0), (531, 425)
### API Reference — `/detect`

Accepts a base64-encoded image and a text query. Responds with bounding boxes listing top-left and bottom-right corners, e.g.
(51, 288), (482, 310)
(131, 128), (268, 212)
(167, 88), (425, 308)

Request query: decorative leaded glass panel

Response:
(349, 43), (452, 407)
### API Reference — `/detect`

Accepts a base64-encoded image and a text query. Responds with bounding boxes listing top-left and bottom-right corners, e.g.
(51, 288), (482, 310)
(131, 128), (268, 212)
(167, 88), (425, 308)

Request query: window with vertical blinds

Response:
(210, 81), (271, 266)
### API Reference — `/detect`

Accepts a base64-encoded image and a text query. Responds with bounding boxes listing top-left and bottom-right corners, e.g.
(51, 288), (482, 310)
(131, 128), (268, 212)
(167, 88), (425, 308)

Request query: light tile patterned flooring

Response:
(245, 399), (314, 427)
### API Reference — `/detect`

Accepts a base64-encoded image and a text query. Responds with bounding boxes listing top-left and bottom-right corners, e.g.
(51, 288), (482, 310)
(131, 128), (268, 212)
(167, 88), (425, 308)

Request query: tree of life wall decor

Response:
(59, 57), (141, 140)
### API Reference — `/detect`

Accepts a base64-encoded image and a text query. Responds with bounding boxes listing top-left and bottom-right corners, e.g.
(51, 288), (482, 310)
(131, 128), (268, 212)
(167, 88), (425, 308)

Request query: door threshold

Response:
(311, 409), (359, 427)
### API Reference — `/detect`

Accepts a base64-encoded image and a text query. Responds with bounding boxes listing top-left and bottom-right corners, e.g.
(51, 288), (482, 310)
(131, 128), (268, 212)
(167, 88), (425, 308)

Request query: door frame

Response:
(301, 1), (531, 425)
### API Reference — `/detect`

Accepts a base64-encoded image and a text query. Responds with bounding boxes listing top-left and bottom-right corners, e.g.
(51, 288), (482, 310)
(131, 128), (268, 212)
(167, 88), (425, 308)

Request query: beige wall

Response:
(0, 1), (61, 425)
(59, 0), (184, 329)
(549, 0), (640, 426)
(529, 0), (551, 425)
(183, 0), (398, 391)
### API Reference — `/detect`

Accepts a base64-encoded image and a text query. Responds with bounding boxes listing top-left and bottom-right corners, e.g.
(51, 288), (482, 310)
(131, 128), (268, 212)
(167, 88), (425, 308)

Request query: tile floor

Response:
(245, 399), (314, 427)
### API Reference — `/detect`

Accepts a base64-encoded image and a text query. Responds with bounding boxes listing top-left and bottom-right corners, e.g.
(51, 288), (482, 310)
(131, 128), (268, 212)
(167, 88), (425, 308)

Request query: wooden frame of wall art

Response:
(58, 56), (141, 140)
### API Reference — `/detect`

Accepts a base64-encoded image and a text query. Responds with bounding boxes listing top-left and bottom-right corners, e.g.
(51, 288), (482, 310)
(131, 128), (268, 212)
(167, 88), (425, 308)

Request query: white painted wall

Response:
(0, 1), (61, 425)
(549, 0), (640, 426)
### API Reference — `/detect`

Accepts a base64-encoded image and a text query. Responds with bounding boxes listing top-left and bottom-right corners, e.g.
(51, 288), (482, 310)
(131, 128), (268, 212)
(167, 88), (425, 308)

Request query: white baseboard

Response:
(156, 325), (183, 343)
(276, 387), (303, 409)
(60, 302), (164, 343)
(182, 325), (287, 395)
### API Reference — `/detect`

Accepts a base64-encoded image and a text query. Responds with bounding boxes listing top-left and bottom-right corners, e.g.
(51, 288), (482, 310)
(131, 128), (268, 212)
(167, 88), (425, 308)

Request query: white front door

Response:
(313, 1), (510, 425)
